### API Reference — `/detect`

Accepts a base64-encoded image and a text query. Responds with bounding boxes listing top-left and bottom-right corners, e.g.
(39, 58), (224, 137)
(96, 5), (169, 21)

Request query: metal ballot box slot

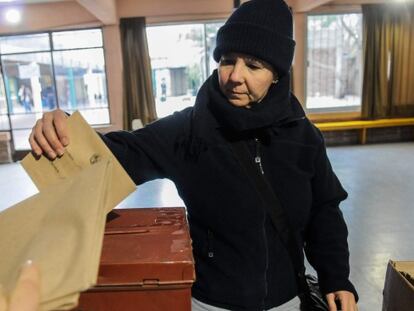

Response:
(74, 207), (195, 311)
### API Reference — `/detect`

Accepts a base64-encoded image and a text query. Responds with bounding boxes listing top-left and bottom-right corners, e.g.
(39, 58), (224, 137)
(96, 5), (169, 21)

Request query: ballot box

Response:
(74, 207), (195, 311)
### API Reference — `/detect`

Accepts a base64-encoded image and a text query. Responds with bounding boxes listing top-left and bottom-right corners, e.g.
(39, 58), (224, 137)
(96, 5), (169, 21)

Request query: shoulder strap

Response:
(229, 139), (310, 300)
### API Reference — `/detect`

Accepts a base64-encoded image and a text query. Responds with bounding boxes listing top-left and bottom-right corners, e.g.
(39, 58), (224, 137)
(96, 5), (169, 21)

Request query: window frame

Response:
(302, 5), (363, 122)
(146, 20), (225, 117)
(0, 27), (111, 151)
(304, 11), (364, 117)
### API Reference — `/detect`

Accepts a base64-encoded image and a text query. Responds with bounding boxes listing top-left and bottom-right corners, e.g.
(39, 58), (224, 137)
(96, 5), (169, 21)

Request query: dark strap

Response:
(229, 139), (311, 301)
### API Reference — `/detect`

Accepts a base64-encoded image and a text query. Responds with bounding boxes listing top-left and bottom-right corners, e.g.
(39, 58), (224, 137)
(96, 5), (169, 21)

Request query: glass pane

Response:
(0, 72), (7, 115)
(53, 48), (109, 124)
(2, 54), (57, 114)
(205, 22), (224, 76)
(147, 24), (206, 118)
(306, 14), (363, 111)
(2, 52), (57, 119)
(0, 33), (50, 54)
(10, 113), (40, 130)
(0, 115), (10, 130)
(12, 128), (31, 150)
(52, 29), (103, 50)
(74, 108), (110, 125)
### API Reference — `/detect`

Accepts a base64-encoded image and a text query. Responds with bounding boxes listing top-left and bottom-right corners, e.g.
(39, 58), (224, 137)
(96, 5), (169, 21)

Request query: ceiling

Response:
(0, 0), (397, 25)
(0, 0), (117, 25)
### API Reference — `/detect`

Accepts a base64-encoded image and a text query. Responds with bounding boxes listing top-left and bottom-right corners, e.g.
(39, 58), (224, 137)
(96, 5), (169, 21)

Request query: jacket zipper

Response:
(255, 137), (269, 307)
(207, 229), (214, 258)
(254, 138), (264, 175)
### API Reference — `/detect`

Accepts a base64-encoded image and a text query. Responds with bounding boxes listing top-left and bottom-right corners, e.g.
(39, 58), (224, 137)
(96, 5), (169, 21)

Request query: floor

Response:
(1, 142), (414, 311)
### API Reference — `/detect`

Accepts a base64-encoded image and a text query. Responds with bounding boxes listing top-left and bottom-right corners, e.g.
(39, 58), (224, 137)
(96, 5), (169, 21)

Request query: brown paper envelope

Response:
(0, 159), (113, 310)
(21, 111), (136, 212)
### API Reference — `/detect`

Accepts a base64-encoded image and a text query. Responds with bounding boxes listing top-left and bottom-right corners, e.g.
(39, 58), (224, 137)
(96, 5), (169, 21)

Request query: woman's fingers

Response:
(33, 119), (56, 159)
(8, 260), (40, 311)
(326, 291), (358, 311)
(326, 293), (338, 311)
(29, 110), (69, 159)
(28, 131), (42, 157)
(53, 110), (69, 146)
(42, 113), (65, 156)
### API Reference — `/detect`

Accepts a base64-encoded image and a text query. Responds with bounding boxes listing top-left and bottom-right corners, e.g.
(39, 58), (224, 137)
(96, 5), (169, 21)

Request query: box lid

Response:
(95, 207), (195, 288)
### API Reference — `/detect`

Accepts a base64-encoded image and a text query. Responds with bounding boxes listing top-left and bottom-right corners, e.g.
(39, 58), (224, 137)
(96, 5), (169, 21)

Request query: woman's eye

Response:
(247, 63), (261, 70)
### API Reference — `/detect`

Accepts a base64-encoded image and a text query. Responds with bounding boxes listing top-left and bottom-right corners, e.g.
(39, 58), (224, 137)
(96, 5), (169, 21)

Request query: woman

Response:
(29, 0), (358, 310)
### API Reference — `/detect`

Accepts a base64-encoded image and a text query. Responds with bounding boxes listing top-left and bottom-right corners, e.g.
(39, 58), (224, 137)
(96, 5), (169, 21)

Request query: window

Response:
(146, 22), (223, 118)
(306, 14), (363, 112)
(0, 28), (109, 150)
(52, 48), (109, 124)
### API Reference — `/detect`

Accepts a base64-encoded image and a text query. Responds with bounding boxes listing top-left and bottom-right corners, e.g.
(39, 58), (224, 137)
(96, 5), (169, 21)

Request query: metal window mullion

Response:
(100, 27), (111, 125)
(0, 49), (51, 57)
(49, 32), (60, 110)
(53, 46), (103, 52)
(0, 46), (102, 57)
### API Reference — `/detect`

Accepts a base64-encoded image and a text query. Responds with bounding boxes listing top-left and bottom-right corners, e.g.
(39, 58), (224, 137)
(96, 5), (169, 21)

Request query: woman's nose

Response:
(229, 60), (245, 84)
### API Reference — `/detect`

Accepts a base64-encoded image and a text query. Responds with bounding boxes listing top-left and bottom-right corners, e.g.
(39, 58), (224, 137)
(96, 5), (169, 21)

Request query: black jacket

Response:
(101, 75), (357, 310)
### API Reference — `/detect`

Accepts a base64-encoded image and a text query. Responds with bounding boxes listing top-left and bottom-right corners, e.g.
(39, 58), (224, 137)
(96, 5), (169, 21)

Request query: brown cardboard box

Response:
(73, 207), (195, 311)
(382, 260), (414, 311)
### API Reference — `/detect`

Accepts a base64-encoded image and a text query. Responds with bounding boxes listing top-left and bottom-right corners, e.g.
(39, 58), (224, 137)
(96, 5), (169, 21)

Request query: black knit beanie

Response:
(213, 0), (295, 77)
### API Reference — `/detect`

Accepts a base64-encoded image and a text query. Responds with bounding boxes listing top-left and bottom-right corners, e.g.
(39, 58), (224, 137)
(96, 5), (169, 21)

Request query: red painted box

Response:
(74, 207), (195, 311)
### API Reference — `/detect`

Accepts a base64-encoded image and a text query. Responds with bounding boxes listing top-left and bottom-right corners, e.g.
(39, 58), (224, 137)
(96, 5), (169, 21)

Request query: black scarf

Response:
(179, 70), (304, 160)
(207, 69), (293, 133)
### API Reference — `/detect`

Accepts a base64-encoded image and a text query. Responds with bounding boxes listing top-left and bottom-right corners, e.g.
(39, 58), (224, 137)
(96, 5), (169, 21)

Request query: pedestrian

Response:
(18, 85), (33, 113)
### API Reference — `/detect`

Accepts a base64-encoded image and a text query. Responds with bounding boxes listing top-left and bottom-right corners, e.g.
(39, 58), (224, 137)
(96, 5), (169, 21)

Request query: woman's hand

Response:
(0, 260), (40, 311)
(326, 290), (357, 311)
(29, 109), (69, 160)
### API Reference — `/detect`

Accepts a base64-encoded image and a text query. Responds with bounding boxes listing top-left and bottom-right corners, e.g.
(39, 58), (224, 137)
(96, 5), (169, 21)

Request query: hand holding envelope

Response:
(0, 112), (136, 310)
(22, 111), (136, 213)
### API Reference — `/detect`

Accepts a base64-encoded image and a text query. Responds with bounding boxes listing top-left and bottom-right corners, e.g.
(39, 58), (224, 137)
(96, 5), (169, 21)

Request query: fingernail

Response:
(61, 137), (68, 146)
(23, 259), (33, 267)
(20, 260), (34, 273)
(49, 152), (56, 159)
(32, 153), (41, 161)
(57, 149), (65, 157)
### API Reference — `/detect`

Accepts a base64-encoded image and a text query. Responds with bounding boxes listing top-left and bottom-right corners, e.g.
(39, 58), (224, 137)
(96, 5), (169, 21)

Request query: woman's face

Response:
(218, 53), (276, 107)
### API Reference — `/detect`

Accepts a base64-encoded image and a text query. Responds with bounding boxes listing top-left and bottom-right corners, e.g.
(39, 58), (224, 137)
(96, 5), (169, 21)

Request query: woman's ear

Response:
(272, 71), (279, 84)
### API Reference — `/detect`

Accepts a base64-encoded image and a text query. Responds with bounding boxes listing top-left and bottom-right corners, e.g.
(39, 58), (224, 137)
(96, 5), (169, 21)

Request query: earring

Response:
(272, 79), (279, 84)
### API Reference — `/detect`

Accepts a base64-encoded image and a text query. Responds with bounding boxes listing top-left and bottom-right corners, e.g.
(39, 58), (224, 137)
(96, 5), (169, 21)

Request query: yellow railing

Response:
(315, 118), (414, 144)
